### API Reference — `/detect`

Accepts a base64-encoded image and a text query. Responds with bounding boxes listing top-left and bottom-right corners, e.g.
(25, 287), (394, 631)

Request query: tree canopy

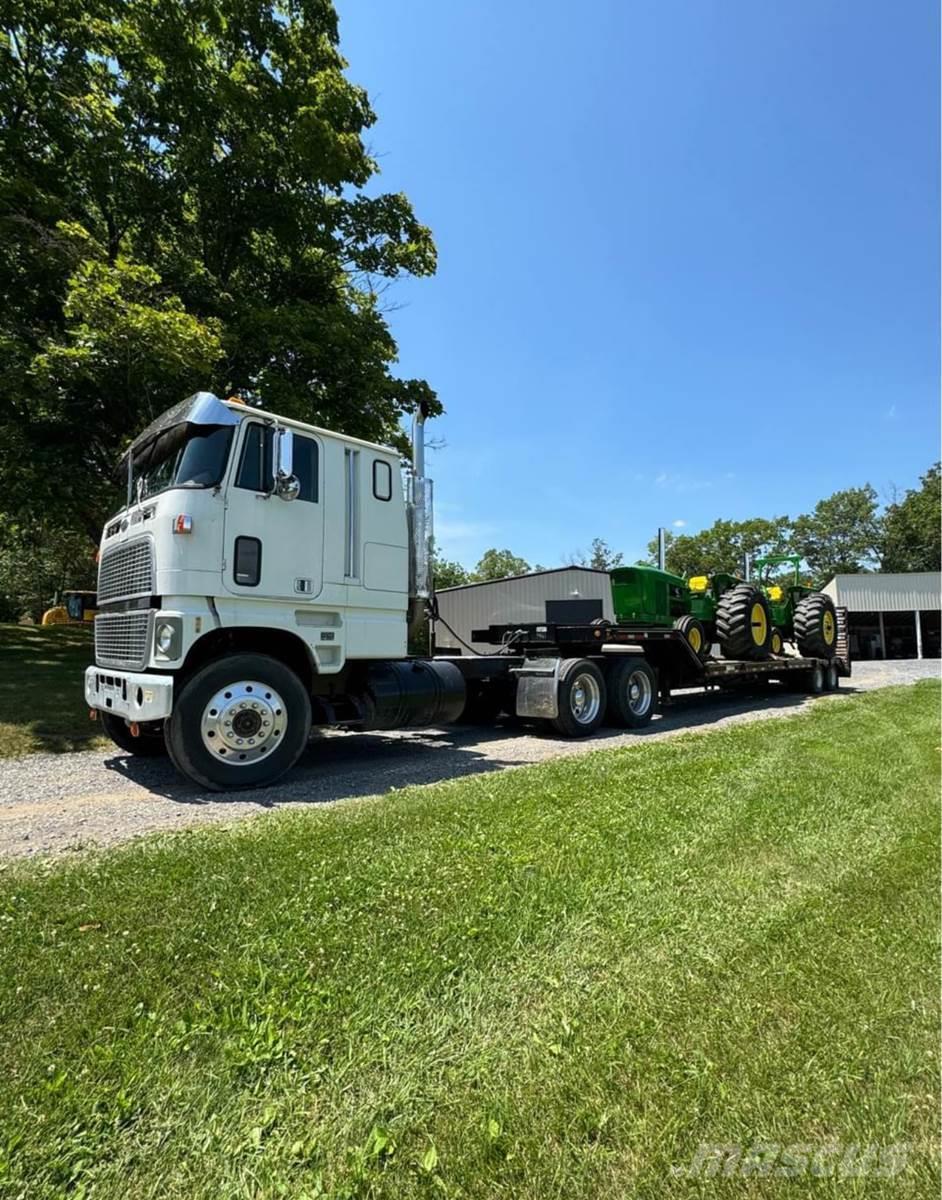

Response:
(0, 0), (436, 550)
(881, 464), (941, 573)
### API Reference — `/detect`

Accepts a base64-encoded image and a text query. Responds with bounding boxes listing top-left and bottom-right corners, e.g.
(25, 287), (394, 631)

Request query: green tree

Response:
(791, 486), (882, 582)
(881, 464), (941, 572)
(0, 0), (437, 544)
(569, 538), (624, 570)
(473, 549), (531, 581)
(647, 517), (792, 578)
(433, 556), (471, 590)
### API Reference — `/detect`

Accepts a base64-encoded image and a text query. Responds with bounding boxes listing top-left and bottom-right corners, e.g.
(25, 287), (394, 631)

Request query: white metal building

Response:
(434, 567), (613, 653)
(822, 572), (941, 660)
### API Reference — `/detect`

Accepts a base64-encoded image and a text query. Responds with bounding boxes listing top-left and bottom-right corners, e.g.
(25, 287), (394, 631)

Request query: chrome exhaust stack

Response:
(407, 402), (434, 638)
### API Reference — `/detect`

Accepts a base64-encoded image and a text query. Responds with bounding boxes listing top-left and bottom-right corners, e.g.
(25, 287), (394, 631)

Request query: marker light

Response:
(173, 514), (193, 534)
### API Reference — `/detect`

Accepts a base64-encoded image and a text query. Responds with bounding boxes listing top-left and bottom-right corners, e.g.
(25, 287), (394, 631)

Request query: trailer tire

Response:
(805, 664), (825, 694)
(100, 711), (167, 757)
(673, 615), (710, 660)
(824, 662), (839, 691)
(165, 653), (312, 791)
(605, 657), (657, 728)
(716, 583), (772, 661)
(794, 592), (838, 660)
(549, 659), (606, 737)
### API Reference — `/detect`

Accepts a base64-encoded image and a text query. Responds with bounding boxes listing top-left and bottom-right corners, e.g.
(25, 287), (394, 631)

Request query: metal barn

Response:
(434, 567), (613, 653)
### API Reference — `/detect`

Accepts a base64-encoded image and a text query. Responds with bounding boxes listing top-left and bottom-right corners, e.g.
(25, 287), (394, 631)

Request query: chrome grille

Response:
(98, 538), (154, 604)
(94, 610), (153, 669)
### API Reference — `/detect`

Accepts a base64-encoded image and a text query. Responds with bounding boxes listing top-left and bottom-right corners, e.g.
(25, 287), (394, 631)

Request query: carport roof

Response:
(822, 572), (941, 612)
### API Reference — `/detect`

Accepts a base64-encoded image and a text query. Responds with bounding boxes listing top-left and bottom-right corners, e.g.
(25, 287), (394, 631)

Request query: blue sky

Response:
(336, 0), (940, 569)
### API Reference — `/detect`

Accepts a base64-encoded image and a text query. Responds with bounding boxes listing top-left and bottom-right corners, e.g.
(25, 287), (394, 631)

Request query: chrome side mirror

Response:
(272, 427), (300, 501)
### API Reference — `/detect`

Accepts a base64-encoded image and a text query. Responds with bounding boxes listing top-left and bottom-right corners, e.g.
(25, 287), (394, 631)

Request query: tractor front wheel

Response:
(794, 593), (838, 659)
(673, 615), (710, 660)
(715, 584), (772, 661)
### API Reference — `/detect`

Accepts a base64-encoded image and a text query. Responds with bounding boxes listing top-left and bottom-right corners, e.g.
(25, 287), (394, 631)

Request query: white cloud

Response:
(672, 519), (687, 528)
(884, 404), (897, 420)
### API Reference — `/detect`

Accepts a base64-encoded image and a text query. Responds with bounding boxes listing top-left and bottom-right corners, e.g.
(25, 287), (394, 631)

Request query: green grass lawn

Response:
(0, 623), (106, 757)
(0, 682), (938, 1198)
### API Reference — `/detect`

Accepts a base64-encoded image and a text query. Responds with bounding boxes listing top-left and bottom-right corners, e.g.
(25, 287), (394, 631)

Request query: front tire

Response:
(165, 654), (312, 791)
(100, 711), (167, 757)
(549, 659), (606, 737)
(673, 615), (710, 660)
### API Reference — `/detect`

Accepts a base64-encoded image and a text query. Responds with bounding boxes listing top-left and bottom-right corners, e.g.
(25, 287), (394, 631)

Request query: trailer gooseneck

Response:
(85, 393), (849, 790)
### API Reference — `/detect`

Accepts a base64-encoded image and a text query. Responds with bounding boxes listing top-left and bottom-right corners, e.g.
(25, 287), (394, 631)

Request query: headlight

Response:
(154, 618), (182, 660)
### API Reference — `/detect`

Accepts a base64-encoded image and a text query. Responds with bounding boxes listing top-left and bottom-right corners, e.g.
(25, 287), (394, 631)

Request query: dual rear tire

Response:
(548, 657), (656, 737)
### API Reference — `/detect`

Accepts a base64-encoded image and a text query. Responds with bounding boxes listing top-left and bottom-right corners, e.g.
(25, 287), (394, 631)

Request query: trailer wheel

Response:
(805, 664), (825, 694)
(794, 593), (838, 659)
(824, 662), (839, 691)
(99, 711), (167, 757)
(165, 653), (312, 791)
(673, 615), (710, 660)
(605, 658), (657, 728)
(716, 583), (772, 661)
(549, 659), (606, 737)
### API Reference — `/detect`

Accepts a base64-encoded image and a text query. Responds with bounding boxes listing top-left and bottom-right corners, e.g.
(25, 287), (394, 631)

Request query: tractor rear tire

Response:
(673, 615), (710, 660)
(715, 583), (772, 661)
(794, 592), (838, 659)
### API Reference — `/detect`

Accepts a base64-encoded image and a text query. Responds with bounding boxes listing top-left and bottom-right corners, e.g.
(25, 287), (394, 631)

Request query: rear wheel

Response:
(100, 711), (167, 757)
(165, 654), (312, 790)
(673, 615), (710, 660)
(549, 659), (606, 737)
(716, 583), (772, 661)
(824, 662), (839, 691)
(794, 593), (838, 659)
(805, 664), (825, 694)
(605, 657), (657, 728)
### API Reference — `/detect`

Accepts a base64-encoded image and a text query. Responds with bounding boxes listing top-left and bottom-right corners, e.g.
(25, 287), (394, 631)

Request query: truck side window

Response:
(293, 435), (318, 503)
(372, 459), (392, 501)
(235, 424), (273, 493)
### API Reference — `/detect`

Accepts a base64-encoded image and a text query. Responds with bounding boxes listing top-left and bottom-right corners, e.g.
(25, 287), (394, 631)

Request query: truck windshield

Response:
(133, 424), (234, 501)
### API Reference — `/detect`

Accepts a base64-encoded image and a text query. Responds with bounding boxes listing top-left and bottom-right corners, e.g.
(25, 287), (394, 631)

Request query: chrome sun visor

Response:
(122, 392), (241, 472)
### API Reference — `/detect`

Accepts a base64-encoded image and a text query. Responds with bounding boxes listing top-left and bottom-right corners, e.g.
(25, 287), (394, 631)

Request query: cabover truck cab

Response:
(85, 392), (466, 789)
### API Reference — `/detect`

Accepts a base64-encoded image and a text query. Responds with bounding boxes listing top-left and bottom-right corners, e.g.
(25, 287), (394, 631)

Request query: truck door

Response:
(222, 421), (324, 600)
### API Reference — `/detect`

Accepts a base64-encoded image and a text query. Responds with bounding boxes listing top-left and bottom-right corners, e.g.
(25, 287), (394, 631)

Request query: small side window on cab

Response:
(372, 459), (392, 502)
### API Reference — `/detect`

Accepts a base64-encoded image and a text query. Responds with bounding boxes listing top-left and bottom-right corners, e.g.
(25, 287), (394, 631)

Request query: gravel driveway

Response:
(1, 659), (937, 860)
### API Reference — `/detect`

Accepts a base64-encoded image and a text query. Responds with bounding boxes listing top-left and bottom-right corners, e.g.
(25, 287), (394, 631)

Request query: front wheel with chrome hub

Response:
(166, 653), (311, 791)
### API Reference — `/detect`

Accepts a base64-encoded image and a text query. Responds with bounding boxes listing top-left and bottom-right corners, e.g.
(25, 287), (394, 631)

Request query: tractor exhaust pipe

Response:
(657, 527), (667, 571)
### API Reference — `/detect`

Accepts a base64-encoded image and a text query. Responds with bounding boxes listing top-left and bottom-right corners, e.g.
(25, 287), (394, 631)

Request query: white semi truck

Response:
(85, 392), (849, 790)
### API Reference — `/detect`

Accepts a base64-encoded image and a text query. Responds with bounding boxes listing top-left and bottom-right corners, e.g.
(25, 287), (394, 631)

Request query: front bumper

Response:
(85, 667), (174, 722)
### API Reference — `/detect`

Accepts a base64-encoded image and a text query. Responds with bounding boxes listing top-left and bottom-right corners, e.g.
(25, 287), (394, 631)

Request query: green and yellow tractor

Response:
(752, 554), (838, 659)
(608, 560), (838, 663)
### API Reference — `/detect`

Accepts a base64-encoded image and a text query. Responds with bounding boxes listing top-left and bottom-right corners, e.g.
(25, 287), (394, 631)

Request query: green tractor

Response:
(609, 566), (778, 663)
(752, 554), (838, 659)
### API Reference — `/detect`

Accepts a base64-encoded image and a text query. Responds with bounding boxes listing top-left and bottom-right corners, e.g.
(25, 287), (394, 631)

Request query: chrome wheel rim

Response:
(569, 673), (601, 724)
(200, 680), (286, 764)
(626, 669), (653, 716)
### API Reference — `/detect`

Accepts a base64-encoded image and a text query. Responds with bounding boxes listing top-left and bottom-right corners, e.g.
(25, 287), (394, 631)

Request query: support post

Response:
(878, 611), (887, 659)
(657, 528), (666, 571)
(915, 609), (923, 659)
